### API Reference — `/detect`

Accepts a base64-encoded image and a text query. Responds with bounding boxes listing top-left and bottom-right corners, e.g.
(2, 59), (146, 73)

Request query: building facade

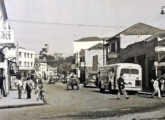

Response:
(17, 47), (35, 77)
(105, 23), (165, 91)
(0, 0), (16, 96)
(73, 37), (104, 80)
(105, 23), (165, 65)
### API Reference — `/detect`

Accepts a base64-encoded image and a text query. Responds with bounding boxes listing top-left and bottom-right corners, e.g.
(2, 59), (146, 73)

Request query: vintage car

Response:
(84, 72), (98, 87)
(48, 75), (58, 84)
(66, 77), (80, 90)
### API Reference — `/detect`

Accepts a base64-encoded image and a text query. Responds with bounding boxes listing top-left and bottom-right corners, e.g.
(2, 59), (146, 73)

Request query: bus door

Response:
(120, 67), (133, 88)
(108, 67), (115, 90)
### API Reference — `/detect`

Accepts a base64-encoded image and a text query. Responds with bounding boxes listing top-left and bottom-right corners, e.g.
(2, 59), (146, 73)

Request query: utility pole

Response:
(103, 39), (105, 66)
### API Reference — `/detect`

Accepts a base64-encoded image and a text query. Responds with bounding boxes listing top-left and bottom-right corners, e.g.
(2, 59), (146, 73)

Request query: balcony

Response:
(0, 30), (14, 44)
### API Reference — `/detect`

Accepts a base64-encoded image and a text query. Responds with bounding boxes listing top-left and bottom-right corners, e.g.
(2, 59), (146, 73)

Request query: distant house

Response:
(105, 23), (165, 65)
(85, 43), (104, 67)
(73, 37), (104, 80)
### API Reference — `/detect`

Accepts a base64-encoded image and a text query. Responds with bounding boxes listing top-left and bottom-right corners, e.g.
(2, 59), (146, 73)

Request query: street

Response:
(0, 81), (165, 120)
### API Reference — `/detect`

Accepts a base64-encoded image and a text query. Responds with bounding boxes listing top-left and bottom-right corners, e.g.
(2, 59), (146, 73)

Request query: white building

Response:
(73, 37), (104, 78)
(0, 0), (16, 96)
(85, 43), (104, 67)
(18, 47), (35, 77)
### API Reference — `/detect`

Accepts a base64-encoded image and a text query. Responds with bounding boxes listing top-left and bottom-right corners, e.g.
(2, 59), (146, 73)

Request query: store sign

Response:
(108, 53), (118, 58)
(80, 62), (85, 67)
(155, 46), (165, 53)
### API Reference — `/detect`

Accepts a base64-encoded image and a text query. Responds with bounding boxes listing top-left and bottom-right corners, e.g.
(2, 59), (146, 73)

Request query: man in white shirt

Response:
(152, 77), (161, 99)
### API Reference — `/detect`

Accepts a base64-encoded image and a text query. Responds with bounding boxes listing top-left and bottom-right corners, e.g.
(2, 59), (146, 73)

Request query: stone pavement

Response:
(0, 89), (45, 109)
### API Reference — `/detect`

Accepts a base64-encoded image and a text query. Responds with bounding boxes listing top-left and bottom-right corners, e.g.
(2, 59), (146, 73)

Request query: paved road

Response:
(1, 82), (165, 120)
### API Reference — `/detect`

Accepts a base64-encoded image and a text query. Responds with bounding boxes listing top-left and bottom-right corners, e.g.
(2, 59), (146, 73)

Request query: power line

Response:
(8, 19), (125, 28)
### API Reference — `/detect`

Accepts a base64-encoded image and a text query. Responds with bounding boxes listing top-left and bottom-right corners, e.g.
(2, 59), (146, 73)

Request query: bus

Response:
(98, 63), (142, 93)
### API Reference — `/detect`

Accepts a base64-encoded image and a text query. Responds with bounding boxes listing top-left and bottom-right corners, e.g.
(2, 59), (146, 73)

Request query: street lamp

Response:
(160, 6), (165, 15)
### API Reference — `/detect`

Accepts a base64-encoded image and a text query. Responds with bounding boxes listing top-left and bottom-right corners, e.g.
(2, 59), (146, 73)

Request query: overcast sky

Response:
(4, 0), (165, 56)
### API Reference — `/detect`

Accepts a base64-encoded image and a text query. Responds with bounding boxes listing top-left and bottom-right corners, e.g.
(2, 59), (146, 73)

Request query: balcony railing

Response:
(0, 30), (14, 44)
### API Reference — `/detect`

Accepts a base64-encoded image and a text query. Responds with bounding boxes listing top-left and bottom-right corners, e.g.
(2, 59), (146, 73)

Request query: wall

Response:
(85, 49), (103, 67)
(120, 39), (157, 90)
(73, 41), (103, 53)
(120, 34), (151, 49)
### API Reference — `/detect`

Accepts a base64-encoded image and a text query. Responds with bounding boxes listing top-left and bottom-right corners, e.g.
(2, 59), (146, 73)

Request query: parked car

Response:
(84, 72), (98, 87)
(48, 76), (56, 84)
(66, 77), (80, 90)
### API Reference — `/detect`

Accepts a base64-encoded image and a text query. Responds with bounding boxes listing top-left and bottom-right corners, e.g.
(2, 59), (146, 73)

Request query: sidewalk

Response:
(0, 89), (45, 109)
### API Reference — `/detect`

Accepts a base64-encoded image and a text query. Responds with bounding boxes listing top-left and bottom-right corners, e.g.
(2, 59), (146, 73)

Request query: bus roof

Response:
(101, 63), (141, 68)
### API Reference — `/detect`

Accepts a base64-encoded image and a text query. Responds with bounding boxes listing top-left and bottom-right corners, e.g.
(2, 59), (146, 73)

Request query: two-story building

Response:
(73, 37), (104, 82)
(105, 23), (165, 65)
(18, 47), (35, 78)
(105, 23), (165, 91)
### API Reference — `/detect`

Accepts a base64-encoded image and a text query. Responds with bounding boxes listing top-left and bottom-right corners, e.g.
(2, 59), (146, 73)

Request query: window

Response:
(109, 44), (111, 52)
(27, 62), (29, 67)
(31, 54), (33, 58)
(19, 52), (21, 57)
(24, 62), (26, 66)
(24, 53), (26, 58)
(19, 62), (21, 66)
(121, 68), (129, 74)
(115, 42), (117, 51)
(111, 42), (116, 52)
(27, 53), (29, 58)
(31, 62), (33, 66)
(131, 69), (139, 74)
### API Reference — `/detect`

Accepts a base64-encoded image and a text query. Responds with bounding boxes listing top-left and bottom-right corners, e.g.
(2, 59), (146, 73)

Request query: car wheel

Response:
(84, 83), (87, 87)
(77, 85), (79, 90)
(100, 88), (105, 93)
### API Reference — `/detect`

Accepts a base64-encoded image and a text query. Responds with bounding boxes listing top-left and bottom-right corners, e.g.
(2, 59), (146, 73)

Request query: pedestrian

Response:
(152, 76), (161, 99)
(16, 76), (23, 99)
(160, 74), (165, 95)
(0, 70), (5, 98)
(117, 73), (129, 100)
(22, 77), (27, 93)
(26, 77), (33, 99)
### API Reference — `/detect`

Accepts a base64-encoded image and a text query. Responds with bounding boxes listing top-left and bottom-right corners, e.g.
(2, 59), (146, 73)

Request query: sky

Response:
(4, 0), (165, 56)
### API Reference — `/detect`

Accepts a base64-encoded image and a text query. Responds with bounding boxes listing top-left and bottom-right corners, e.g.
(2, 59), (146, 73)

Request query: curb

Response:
(0, 101), (46, 109)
